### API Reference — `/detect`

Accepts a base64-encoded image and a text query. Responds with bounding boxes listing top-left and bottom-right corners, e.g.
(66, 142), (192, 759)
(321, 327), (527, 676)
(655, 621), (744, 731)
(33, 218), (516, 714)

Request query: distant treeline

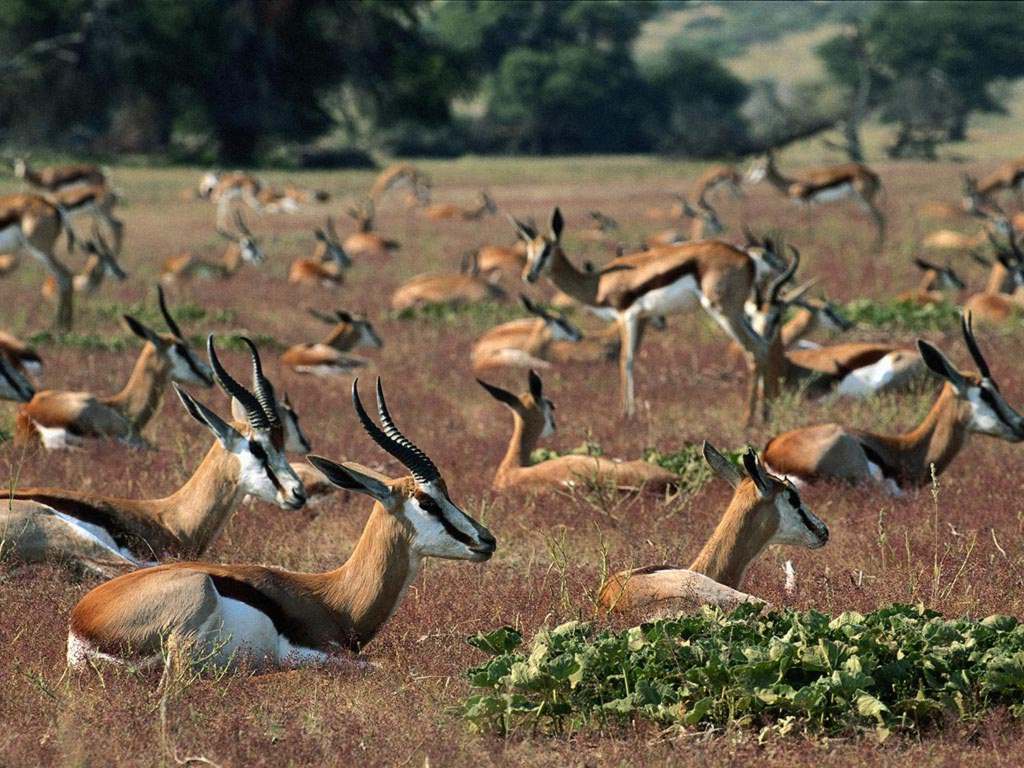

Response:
(1, 1), (1022, 164)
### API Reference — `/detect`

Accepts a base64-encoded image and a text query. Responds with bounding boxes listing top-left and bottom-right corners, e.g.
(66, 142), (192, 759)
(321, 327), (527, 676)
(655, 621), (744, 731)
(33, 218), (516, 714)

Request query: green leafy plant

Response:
(461, 604), (1024, 739)
(393, 301), (523, 330)
(843, 299), (962, 332)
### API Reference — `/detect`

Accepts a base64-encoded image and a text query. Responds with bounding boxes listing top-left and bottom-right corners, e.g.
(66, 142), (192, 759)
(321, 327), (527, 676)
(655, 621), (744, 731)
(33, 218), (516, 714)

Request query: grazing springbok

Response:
(0, 352), (35, 402)
(49, 183), (124, 256)
(67, 378), (495, 670)
(391, 251), (507, 312)
(963, 233), (1024, 323)
(343, 198), (400, 259)
(161, 210), (264, 283)
(15, 158), (106, 193)
(644, 195), (724, 248)
(895, 258), (966, 305)
(478, 370), (678, 494)
(15, 288), (213, 449)
(516, 208), (785, 416)
(764, 313), (1024, 494)
(280, 309), (383, 377)
(598, 443), (828, 616)
(0, 193), (76, 329)
(288, 217), (351, 286)
(41, 229), (127, 301)
(962, 160), (1024, 210)
(422, 191), (497, 221)
(471, 295), (583, 372)
(0, 330), (43, 377)
(3, 339), (306, 576)
(747, 149), (885, 242)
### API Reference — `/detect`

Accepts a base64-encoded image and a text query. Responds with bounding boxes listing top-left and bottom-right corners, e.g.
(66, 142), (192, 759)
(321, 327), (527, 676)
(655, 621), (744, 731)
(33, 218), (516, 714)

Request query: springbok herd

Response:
(2, 152), (1024, 673)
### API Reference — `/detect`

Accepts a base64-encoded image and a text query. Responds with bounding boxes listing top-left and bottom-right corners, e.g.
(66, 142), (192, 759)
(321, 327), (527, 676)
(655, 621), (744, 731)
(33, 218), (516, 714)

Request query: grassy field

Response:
(3, 147), (1024, 767)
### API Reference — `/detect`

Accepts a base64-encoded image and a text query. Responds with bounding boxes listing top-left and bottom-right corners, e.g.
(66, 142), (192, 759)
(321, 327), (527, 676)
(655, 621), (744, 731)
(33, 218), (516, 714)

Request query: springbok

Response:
(577, 211), (621, 244)
(963, 232), (1024, 323)
(422, 191), (497, 221)
(0, 193), (76, 328)
(644, 195), (724, 248)
(922, 200), (1011, 252)
(280, 309), (383, 377)
(471, 295), (583, 372)
(599, 443), (828, 616)
(962, 160), (1024, 210)
(476, 239), (528, 281)
(694, 164), (744, 201)
(895, 258), (966, 305)
(344, 198), (400, 259)
(14, 158), (106, 193)
(49, 183), (124, 255)
(0, 330), (43, 377)
(746, 149), (885, 242)
(3, 338), (305, 576)
(198, 171), (263, 225)
(370, 162), (432, 207)
(15, 287), (213, 449)
(161, 210), (264, 283)
(478, 370), (678, 494)
(391, 251), (507, 312)
(516, 208), (784, 416)
(763, 313), (1024, 493)
(67, 378), (494, 670)
(288, 217), (351, 286)
(0, 352), (35, 403)
(41, 229), (127, 301)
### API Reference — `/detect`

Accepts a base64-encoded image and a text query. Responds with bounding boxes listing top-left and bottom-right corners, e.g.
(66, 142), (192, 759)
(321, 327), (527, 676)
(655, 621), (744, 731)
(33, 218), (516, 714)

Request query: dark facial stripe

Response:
(249, 440), (284, 494)
(415, 491), (475, 546)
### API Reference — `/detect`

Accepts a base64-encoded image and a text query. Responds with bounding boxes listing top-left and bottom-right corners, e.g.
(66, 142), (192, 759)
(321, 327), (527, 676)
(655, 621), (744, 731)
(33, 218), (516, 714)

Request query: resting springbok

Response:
(0, 330), (43, 377)
(599, 443), (828, 616)
(41, 229), (127, 302)
(344, 198), (400, 259)
(962, 159), (1024, 210)
(422, 191), (497, 221)
(476, 239), (528, 281)
(922, 198), (1011, 252)
(370, 162), (432, 207)
(0, 193), (76, 329)
(894, 258), (965, 305)
(15, 287), (213, 449)
(471, 295), (583, 372)
(0, 353), (35, 403)
(764, 313), (1024, 494)
(49, 183), (124, 256)
(644, 195), (724, 248)
(747, 149), (885, 243)
(516, 208), (785, 416)
(391, 251), (507, 312)
(67, 378), (494, 670)
(15, 158), (106, 193)
(3, 339), (305, 577)
(963, 233), (1024, 323)
(161, 210), (264, 283)
(288, 217), (351, 286)
(280, 309), (383, 377)
(478, 370), (677, 494)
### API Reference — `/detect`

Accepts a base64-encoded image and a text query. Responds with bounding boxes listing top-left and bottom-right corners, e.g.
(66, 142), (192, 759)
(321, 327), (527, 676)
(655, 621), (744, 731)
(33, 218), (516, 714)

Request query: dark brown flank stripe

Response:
(60, 192), (98, 210)
(798, 175), (857, 198)
(831, 348), (892, 378)
(612, 260), (701, 311)
(629, 564), (676, 576)
(12, 492), (155, 552)
(0, 211), (22, 230)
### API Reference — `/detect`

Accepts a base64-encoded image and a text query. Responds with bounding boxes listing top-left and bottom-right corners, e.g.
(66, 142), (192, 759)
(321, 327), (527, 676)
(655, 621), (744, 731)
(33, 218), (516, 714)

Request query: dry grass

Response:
(2, 152), (1024, 766)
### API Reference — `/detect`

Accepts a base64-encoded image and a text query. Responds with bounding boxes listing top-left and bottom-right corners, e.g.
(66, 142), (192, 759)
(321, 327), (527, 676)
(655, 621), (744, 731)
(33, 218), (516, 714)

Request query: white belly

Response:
(22, 360), (43, 375)
(809, 183), (855, 204)
(836, 353), (900, 397)
(34, 422), (79, 450)
(0, 225), (23, 254)
(866, 460), (903, 497)
(634, 274), (700, 316)
(52, 510), (139, 563)
(585, 305), (618, 322)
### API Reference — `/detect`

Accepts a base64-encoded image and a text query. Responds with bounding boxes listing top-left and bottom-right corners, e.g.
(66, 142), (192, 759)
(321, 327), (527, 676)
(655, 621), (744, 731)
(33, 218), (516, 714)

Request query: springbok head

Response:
(515, 208), (564, 284)
(82, 225), (128, 281)
(478, 369), (556, 440)
(218, 210), (264, 264)
(741, 225), (788, 280)
(121, 286), (214, 387)
(748, 247), (810, 343)
(314, 216), (352, 268)
(308, 308), (384, 349)
(228, 338), (311, 454)
(681, 195), (724, 236)
(520, 295), (582, 342)
(913, 257), (966, 291)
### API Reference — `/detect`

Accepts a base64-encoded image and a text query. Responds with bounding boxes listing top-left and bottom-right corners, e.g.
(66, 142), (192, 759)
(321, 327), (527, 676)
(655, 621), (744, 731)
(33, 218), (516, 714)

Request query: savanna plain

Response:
(3, 150), (1024, 767)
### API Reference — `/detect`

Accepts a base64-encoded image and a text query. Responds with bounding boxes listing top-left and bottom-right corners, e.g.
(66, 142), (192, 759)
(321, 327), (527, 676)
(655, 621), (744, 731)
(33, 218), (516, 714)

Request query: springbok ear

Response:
(123, 315), (164, 347)
(917, 340), (968, 392)
(550, 208), (564, 240)
(702, 441), (742, 489)
(306, 456), (394, 503)
(741, 449), (771, 497)
(174, 384), (241, 448)
(528, 369), (543, 400)
(508, 214), (536, 242)
(336, 310), (354, 324)
(477, 378), (520, 410)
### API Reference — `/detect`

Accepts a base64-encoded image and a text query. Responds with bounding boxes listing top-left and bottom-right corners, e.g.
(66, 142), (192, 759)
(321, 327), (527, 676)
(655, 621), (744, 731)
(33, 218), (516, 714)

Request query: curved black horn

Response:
(961, 311), (992, 380)
(207, 335), (270, 431)
(768, 247), (800, 305)
(375, 378), (439, 484)
(240, 337), (281, 428)
(351, 379), (440, 485)
(157, 285), (184, 339)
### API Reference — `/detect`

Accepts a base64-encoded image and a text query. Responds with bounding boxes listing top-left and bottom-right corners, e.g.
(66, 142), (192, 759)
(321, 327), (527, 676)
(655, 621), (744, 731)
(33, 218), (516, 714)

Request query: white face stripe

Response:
(769, 487), (828, 549)
(540, 398), (556, 438)
(966, 385), (1022, 440)
(406, 481), (493, 561)
(234, 431), (306, 508)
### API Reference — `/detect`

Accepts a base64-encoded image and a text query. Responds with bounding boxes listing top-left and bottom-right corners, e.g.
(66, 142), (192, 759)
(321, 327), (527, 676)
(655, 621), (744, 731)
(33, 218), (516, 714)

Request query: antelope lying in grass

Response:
(161, 210), (264, 283)
(0, 330), (43, 377)
(599, 443), (828, 616)
(478, 370), (677, 494)
(962, 159), (1024, 211)
(894, 258), (965, 305)
(517, 208), (785, 416)
(50, 183), (124, 256)
(3, 338), (305, 577)
(422, 190), (497, 221)
(15, 158), (106, 193)
(963, 232), (1024, 322)
(370, 162), (432, 207)
(344, 198), (400, 259)
(476, 238), (528, 281)
(0, 352), (35, 402)
(288, 217), (351, 286)
(15, 287), (213, 449)
(644, 195), (724, 248)
(67, 378), (494, 670)
(391, 251), (507, 312)
(471, 295), (583, 372)
(280, 309), (383, 377)
(764, 313), (1024, 494)
(41, 229), (127, 301)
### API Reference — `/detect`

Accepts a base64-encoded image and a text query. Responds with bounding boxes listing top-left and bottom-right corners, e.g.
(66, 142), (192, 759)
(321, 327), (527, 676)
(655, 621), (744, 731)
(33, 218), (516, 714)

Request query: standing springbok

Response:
(644, 195), (724, 248)
(422, 191), (497, 221)
(41, 229), (127, 302)
(895, 258), (965, 305)
(478, 370), (678, 494)
(471, 295), (583, 372)
(516, 208), (784, 416)
(15, 287), (213, 449)
(49, 183), (124, 256)
(161, 210), (264, 283)
(747, 149), (885, 243)
(764, 313), (1024, 493)
(3, 338), (306, 576)
(67, 378), (494, 670)
(598, 443), (828, 616)
(14, 158), (106, 193)
(391, 251), (507, 312)
(288, 217), (351, 286)
(280, 309), (383, 377)
(344, 198), (400, 259)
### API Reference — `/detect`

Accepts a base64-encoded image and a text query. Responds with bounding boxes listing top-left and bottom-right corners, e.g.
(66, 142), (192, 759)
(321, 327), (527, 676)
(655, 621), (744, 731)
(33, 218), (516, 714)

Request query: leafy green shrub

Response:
(462, 604), (1024, 739)
(843, 299), (961, 332)
(529, 441), (604, 466)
